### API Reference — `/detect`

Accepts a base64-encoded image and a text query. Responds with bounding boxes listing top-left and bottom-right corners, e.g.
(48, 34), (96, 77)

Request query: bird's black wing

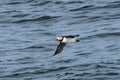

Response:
(64, 34), (79, 38)
(53, 42), (66, 56)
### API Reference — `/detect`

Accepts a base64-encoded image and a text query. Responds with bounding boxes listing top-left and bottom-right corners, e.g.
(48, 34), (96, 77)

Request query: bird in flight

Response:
(53, 35), (80, 56)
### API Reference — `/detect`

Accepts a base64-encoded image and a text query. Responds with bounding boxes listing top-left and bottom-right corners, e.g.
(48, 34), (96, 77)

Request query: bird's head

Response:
(55, 36), (63, 41)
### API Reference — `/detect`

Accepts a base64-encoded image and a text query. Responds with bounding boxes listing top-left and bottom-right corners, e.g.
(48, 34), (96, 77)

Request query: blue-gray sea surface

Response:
(0, 0), (120, 80)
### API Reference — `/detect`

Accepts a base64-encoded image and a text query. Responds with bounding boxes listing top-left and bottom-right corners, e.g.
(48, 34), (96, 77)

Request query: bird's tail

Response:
(75, 39), (80, 42)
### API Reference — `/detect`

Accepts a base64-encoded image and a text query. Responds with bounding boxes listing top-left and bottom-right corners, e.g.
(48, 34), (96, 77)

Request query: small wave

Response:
(41, 32), (56, 36)
(2, 66), (68, 78)
(22, 44), (53, 52)
(13, 67), (41, 73)
(31, 29), (45, 32)
(5, 0), (32, 5)
(31, 1), (52, 6)
(15, 57), (33, 61)
(1, 10), (21, 14)
(54, 59), (76, 64)
(16, 45), (45, 50)
(14, 57), (36, 64)
(75, 52), (92, 56)
(26, 45), (45, 49)
(93, 32), (120, 37)
(69, 5), (94, 11)
(104, 2), (120, 8)
(0, 43), (54, 53)
(41, 67), (68, 73)
(12, 16), (60, 23)
(81, 32), (120, 40)
(12, 14), (29, 18)
(54, 1), (83, 4)
(0, 45), (45, 52)
(6, 2), (23, 5)
(74, 72), (91, 77)
(69, 2), (120, 13)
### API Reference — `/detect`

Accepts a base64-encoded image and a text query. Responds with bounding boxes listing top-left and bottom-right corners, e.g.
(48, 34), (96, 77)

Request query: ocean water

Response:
(0, 0), (120, 80)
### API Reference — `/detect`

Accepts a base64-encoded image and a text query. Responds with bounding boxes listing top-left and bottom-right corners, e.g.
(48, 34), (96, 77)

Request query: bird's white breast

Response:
(62, 37), (76, 43)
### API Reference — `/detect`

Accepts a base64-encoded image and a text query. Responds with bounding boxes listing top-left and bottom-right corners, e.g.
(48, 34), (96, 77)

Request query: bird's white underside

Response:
(62, 37), (76, 43)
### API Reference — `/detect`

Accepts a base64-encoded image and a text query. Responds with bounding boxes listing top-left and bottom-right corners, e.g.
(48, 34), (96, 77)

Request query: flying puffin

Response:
(53, 35), (80, 56)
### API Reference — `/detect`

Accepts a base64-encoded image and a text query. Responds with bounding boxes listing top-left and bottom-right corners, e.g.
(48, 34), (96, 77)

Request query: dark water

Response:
(0, 0), (120, 80)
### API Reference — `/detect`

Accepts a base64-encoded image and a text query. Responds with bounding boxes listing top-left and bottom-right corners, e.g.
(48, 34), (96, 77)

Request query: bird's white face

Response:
(55, 37), (62, 41)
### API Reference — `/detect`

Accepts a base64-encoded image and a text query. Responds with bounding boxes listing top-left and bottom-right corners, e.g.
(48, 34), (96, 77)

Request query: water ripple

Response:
(81, 31), (120, 40)
(12, 15), (60, 23)
(31, 1), (52, 6)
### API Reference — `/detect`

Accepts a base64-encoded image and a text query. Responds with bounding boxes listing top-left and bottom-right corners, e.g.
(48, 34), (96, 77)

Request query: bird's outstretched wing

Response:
(53, 42), (66, 56)
(64, 34), (79, 38)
